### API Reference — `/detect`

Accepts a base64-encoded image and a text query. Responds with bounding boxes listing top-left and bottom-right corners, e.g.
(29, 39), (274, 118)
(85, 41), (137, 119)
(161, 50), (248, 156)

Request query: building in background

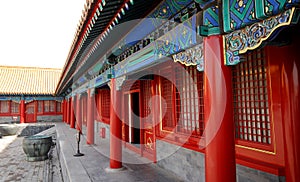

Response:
(0, 66), (63, 123)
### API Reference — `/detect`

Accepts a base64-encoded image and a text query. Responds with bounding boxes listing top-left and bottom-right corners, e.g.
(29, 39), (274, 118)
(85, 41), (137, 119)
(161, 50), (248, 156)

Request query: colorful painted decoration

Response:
(194, 0), (215, 9)
(150, 0), (192, 27)
(224, 8), (295, 65)
(154, 16), (197, 59)
(202, 5), (220, 35)
(222, 0), (298, 33)
(172, 44), (204, 71)
(255, 0), (286, 18)
(223, 0), (259, 32)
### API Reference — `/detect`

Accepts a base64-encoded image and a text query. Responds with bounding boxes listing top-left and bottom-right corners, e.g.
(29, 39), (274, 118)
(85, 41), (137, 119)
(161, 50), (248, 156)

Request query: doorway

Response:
(124, 91), (141, 150)
(26, 102), (36, 122)
(122, 80), (156, 161)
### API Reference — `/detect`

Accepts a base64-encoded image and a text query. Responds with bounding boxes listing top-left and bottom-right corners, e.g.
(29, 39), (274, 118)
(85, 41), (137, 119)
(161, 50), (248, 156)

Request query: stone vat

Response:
(0, 124), (21, 136)
(22, 135), (52, 162)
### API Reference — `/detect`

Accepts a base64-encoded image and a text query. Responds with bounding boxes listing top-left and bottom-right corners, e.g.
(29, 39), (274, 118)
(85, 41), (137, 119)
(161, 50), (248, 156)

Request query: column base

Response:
(105, 166), (126, 173)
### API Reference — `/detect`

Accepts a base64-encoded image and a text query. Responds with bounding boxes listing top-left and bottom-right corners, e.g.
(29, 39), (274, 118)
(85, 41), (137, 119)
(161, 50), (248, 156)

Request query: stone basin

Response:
(22, 135), (53, 162)
(0, 124), (22, 136)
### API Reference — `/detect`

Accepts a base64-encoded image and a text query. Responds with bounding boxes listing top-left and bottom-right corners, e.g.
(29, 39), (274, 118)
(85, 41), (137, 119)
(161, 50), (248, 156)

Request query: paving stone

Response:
(0, 125), (63, 182)
(56, 122), (184, 182)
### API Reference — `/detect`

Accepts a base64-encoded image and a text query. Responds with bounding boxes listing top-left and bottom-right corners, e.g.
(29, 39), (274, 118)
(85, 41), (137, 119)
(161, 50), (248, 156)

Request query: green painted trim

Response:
(255, 0), (266, 19)
(230, 1), (253, 19)
(128, 51), (155, 67)
(223, 0), (231, 32)
(292, 8), (300, 24)
(198, 26), (208, 36)
(208, 27), (220, 35)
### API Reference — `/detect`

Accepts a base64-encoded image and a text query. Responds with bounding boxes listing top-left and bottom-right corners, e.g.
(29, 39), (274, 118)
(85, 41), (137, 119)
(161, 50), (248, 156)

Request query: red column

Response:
(267, 37), (300, 182)
(110, 78), (122, 169)
(20, 99), (25, 123)
(282, 55), (300, 182)
(70, 97), (75, 128)
(87, 89), (95, 144)
(62, 100), (65, 122)
(64, 99), (67, 122)
(66, 99), (70, 124)
(203, 35), (236, 182)
(76, 94), (82, 131)
(64, 100), (67, 123)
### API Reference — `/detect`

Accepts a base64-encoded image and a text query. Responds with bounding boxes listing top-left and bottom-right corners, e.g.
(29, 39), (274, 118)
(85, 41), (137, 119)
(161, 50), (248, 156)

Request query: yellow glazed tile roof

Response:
(0, 66), (62, 95)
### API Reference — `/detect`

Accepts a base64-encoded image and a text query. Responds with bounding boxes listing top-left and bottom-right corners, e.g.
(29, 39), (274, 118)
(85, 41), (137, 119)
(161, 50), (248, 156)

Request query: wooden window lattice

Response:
(232, 49), (272, 145)
(141, 80), (152, 120)
(56, 101), (61, 113)
(11, 101), (19, 113)
(100, 89), (110, 119)
(160, 65), (204, 137)
(38, 101), (43, 113)
(0, 101), (9, 113)
(160, 71), (175, 129)
(175, 66), (204, 137)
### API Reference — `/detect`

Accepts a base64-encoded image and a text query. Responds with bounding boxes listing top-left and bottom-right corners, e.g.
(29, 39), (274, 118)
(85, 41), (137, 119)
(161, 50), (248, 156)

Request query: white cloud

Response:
(0, 0), (86, 68)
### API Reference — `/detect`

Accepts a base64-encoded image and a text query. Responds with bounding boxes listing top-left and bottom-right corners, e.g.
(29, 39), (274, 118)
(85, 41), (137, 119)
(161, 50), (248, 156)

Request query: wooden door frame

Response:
(122, 79), (157, 162)
(122, 90), (142, 155)
(25, 101), (37, 122)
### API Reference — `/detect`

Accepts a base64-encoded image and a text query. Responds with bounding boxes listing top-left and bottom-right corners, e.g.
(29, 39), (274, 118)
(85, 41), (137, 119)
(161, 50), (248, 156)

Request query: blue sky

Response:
(0, 0), (86, 68)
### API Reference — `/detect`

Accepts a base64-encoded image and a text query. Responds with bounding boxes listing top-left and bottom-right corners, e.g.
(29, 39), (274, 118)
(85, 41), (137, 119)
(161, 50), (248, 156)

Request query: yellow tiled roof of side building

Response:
(0, 66), (62, 95)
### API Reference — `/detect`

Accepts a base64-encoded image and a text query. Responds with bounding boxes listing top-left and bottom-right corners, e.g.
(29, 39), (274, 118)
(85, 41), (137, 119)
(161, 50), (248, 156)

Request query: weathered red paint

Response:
(66, 99), (70, 124)
(61, 100), (64, 122)
(64, 100), (67, 123)
(87, 89), (95, 144)
(20, 100), (25, 123)
(70, 97), (75, 128)
(110, 78), (122, 169)
(76, 95), (82, 131)
(204, 35), (236, 182)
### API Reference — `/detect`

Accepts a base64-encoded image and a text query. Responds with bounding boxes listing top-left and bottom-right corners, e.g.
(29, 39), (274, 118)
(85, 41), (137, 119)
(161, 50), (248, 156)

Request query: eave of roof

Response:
(56, 0), (161, 95)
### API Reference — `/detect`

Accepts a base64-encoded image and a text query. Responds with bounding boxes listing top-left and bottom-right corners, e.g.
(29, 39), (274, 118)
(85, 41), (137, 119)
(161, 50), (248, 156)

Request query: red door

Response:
(122, 80), (156, 162)
(140, 80), (156, 162)
(26, 102), (36, 122)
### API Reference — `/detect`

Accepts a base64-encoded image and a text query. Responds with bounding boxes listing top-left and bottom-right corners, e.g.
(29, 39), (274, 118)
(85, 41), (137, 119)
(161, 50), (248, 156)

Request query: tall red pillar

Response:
(76, 94), (82, 131)
(20, 99), (25, 123)
(64, 99), (67, 123)
(87, 89), (95, 144)
(109, 78), (122, 169)
(66, 99), (70, 124)
(62, 100), (66, 122)
(203, 35), (236, 182)
(70, 97), (75, 128)
(267, 35), (300, 182)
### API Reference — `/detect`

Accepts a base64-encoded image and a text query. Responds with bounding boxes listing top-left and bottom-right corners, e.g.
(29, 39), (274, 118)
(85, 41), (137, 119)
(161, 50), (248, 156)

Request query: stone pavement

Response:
(0, 135), (62, 182)
(56, 122), (184, 182)
(0, 122), (184, 182)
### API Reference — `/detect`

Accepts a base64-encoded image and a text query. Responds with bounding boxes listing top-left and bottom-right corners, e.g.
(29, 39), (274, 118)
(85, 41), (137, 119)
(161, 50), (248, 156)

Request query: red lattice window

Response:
(11, 101), (19, 113)
(141, 80), (152, 120)
(0, 101), (9, 113)
(44, 100), (55, 113)
(175, 66), (204, 137)
(159, 64), (204, 137)
(37, 101), (43, 113)
(160, 69), (175, 130)
(100, 89), (110, 119)
(56, 101), (62, 113)
(232, 49), (272, 145)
